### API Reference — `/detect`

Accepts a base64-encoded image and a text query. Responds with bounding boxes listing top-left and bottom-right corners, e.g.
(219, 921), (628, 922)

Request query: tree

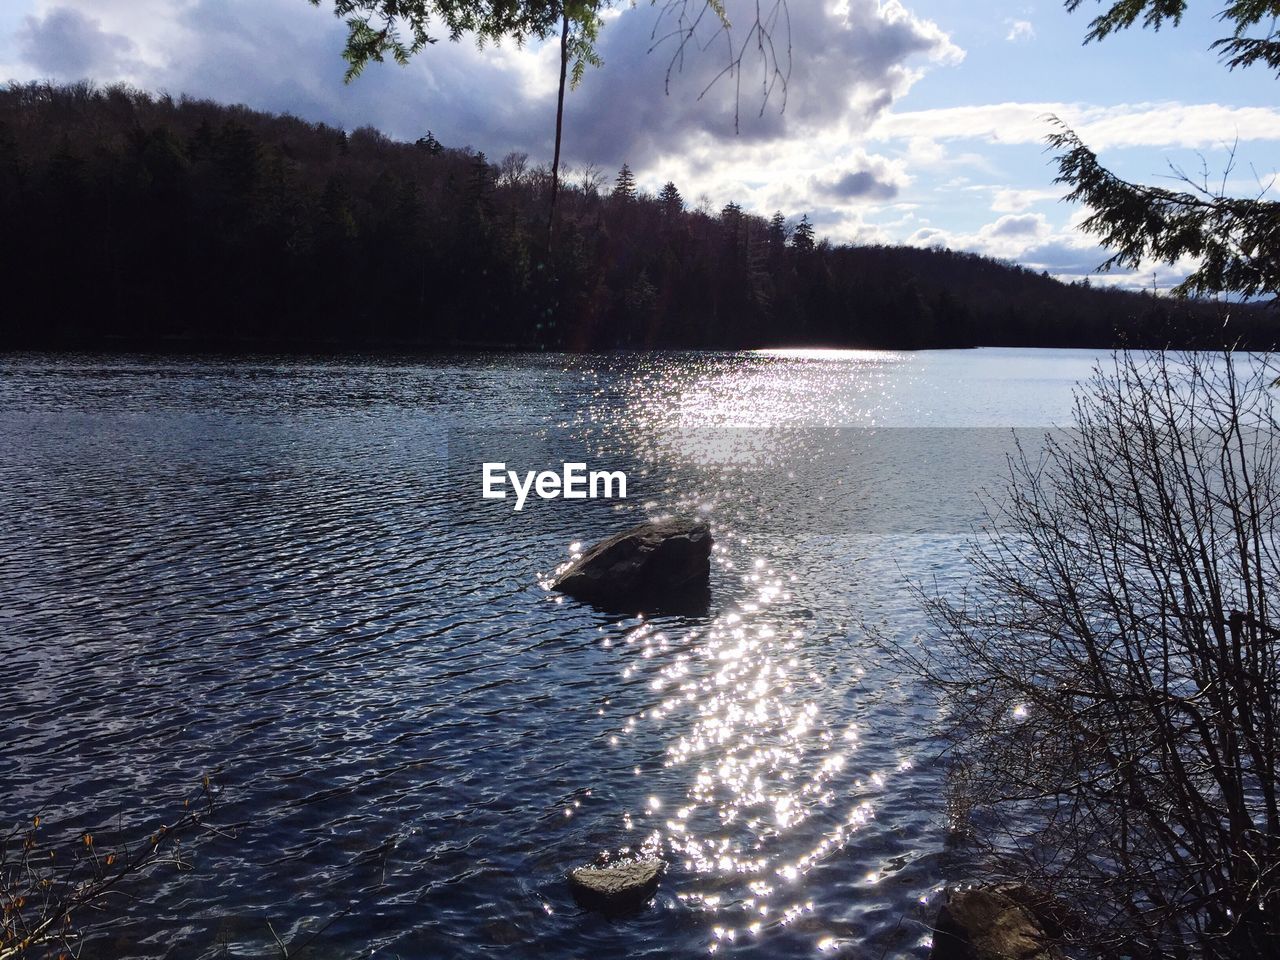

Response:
(546, 2), (604, 246)
(613, 162), (636, 201)
(308, 1), (794, 249)
(497, 150), (529, 186)
(1055, 0), (1280, 298)
(467, 150), (493, 214)
(791, 214), (814, 251)
(415, 130), (443, 154)
(309, 0), (605, 247)
(767, 210), (787, 247)
(658, 179), (683, 216)
(3, 82), (1262, 352)
(891, 352), (1280, 958)
(307, 1), (564, 81)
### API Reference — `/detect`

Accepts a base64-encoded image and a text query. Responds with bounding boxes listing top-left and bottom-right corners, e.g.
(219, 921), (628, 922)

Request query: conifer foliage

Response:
(1056, 0), (1280, 298)
(0, 83), (1267, 351)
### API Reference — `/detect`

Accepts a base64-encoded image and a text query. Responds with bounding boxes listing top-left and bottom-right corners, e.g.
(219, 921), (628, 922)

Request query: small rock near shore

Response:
(929, 885), (1062, 960)
(551, 518), (711, 608)
(568, 859), (665, 912)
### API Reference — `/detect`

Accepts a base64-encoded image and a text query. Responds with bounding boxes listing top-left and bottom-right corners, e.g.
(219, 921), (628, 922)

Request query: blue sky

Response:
(2, 0), (1277, 289)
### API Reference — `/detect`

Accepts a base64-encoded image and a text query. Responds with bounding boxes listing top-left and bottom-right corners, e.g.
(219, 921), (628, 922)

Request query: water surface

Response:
(0, 347), (1105, 958)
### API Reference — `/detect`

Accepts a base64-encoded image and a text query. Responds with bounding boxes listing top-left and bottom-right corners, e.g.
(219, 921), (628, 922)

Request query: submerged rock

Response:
(568, 859), (665, 912)
(551, 518), (712, 608)
(930, 885), (1062, 960)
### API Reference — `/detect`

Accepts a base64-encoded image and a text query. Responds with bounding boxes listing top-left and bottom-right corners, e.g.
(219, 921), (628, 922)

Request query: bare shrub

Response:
(900, 352), (1280, 958)
(1, 780), (219, 959)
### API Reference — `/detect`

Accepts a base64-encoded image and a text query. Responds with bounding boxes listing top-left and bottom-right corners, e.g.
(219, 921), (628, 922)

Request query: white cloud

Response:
(906, 226), (948, 248)
(1005, 20), (1035, 42)
(973, 212), (1052, 257)
(990, 186), (1062, 212)
(900, 208), (1193, 290)
(871, 101), (1280, 148)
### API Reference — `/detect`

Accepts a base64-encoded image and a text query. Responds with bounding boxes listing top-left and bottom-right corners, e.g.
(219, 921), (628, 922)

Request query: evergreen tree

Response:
(415, 131), (442, 154)
(767, 210), (788, 247)
(468, 151), (493, 209)
(0, 82), (1263, 354)
(613, 163), (636, 201)
(1056, 0), (1280, 298)
(792, 214), (815, 252)
(658, 180), (683, 216)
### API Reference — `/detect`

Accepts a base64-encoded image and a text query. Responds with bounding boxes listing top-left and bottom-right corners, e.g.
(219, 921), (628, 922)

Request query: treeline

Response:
(0, 81), (1271, 351)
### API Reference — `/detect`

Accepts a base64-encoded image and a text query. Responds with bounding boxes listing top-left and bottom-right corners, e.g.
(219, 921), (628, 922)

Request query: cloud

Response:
(7, 0), (960, 214)
(871, 101), (1280, 148)
(1017, 239), (1109, 276)
(985, 213), (1043, 237)
(900, 211), (1183, 290)
(8, 0), (962, 159)
(906, 212), (1055, 259)
(907, 226), (948, 248)
(990, 186), (1060, 213)
(18, 6), (137, 76)
(814, 154), (906, 202)
(821, 169), (900, 200)
(1005, 20), (1035, 42)
(968, 212), (1052, 258)
(563, 0), (963, 166)
(4, 0), (968, 256)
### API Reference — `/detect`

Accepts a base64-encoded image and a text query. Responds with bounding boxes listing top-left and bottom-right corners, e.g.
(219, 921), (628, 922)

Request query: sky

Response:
(2, 0), (1278, 289)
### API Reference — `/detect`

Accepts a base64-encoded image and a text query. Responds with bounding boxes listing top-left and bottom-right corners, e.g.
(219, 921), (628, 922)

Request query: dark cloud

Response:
(95, 0), (953, 169)
(7, 0), (956, 221)
(18, 6), (137, 77)
(153, 0), (549, 158)
(565, 0), (956, 166)
(820, 169), (899, 201)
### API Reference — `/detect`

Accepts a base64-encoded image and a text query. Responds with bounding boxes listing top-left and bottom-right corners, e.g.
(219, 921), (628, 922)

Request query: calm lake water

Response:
(0, 348), (1107, 959)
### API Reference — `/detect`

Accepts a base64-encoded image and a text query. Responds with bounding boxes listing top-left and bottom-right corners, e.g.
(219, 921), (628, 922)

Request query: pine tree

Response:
(792, 214), (815, 252)
(467, 151), (494, 220)
(416, 131), (442, 155)
(658, 180), (683, 217)
(1054, 0), (1280, 298)
(767, 210), (788, 247)
(613, 163), (636, 201)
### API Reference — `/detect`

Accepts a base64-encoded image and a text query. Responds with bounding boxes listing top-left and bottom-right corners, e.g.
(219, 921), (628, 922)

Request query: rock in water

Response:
(551, 518), (712, 608)
(929, 886), (1062, 960)
(568, 859), (665, 912)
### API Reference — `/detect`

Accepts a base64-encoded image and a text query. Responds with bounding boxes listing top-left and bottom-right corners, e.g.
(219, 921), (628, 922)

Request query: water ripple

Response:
(0, 349), (1103, 958)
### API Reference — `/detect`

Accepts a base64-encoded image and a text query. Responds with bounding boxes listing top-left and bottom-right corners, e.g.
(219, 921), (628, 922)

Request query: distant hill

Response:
(0, 81), (1271, 351)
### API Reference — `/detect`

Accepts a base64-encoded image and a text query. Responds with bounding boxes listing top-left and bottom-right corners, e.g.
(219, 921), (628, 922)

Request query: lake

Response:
(0, 347), (1107, 959)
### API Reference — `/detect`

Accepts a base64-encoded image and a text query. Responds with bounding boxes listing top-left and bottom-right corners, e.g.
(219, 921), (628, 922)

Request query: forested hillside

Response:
(0, 82), (1270, 351)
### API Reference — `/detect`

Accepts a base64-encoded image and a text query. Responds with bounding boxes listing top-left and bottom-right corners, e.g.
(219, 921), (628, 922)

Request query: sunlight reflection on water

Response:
(0, 348), (1115, 959)
(565, 351), (968, 954)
